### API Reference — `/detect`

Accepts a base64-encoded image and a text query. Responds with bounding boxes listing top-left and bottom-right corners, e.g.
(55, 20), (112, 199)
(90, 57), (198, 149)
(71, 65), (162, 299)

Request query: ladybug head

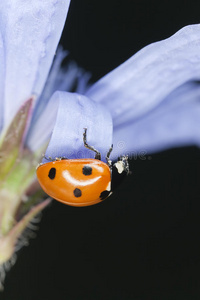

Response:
(111, 155), (130, 191)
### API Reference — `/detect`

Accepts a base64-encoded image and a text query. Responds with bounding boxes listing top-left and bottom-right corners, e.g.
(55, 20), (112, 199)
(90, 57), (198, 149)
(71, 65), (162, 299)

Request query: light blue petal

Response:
(26, 92), (59, 152)
(0, 0), (70, 129)
(40, 92), (113, 163)
(26, 49), (91, 150)
(111, 82), (200, 159)
(86, 25), (200, 128)
(31, 47), (90, 126)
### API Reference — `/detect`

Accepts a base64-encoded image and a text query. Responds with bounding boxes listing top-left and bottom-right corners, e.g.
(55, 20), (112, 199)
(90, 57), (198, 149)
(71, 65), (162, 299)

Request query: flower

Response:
(0, 0), (200, 291)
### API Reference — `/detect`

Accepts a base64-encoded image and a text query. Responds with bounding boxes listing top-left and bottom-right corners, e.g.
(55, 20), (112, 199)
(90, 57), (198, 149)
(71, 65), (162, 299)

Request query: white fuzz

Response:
(0, 254), (16, 291)
(0, 213), (42, 290)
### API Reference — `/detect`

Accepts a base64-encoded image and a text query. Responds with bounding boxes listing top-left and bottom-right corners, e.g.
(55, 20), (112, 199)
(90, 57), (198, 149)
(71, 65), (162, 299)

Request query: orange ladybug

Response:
(36, 128), (129, 207)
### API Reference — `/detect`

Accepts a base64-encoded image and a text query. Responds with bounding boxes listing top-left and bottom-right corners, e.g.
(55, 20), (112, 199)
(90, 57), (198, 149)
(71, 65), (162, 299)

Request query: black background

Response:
(2, 1), (200, 299)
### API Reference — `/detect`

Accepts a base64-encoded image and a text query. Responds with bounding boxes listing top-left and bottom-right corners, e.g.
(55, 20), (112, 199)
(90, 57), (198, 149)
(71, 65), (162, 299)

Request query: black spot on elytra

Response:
(100, 190), (110, 201)
(73, 188), (82, 197)
(82, 165), (92, 176)
(48, 167), (56, 180)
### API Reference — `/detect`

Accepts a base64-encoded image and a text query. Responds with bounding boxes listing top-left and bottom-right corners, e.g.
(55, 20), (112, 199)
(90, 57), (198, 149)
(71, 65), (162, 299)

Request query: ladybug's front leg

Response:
(83, 128), (101, 160)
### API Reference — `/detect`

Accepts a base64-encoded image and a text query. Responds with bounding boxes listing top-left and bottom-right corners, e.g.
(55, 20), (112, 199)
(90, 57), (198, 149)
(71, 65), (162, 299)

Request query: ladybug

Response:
(36, 128), (129, 207)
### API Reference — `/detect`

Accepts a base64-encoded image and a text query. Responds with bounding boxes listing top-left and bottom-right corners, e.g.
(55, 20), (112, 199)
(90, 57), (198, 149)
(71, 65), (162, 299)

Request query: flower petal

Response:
(111, 82), (200, 159)
(26, 47), (91, 150)
(0, 0), (70, 129)
(86, 24), (200, 128)
(40, 92), (113, 163)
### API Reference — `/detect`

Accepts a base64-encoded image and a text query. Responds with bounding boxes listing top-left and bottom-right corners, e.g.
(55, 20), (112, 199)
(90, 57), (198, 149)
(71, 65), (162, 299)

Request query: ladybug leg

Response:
(43, 155), (67, 161)
(43, 155), (54, 161)
(106, 144), (113, 167)
(55, 156), (67, 161)
(83, 128), (101, 160)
